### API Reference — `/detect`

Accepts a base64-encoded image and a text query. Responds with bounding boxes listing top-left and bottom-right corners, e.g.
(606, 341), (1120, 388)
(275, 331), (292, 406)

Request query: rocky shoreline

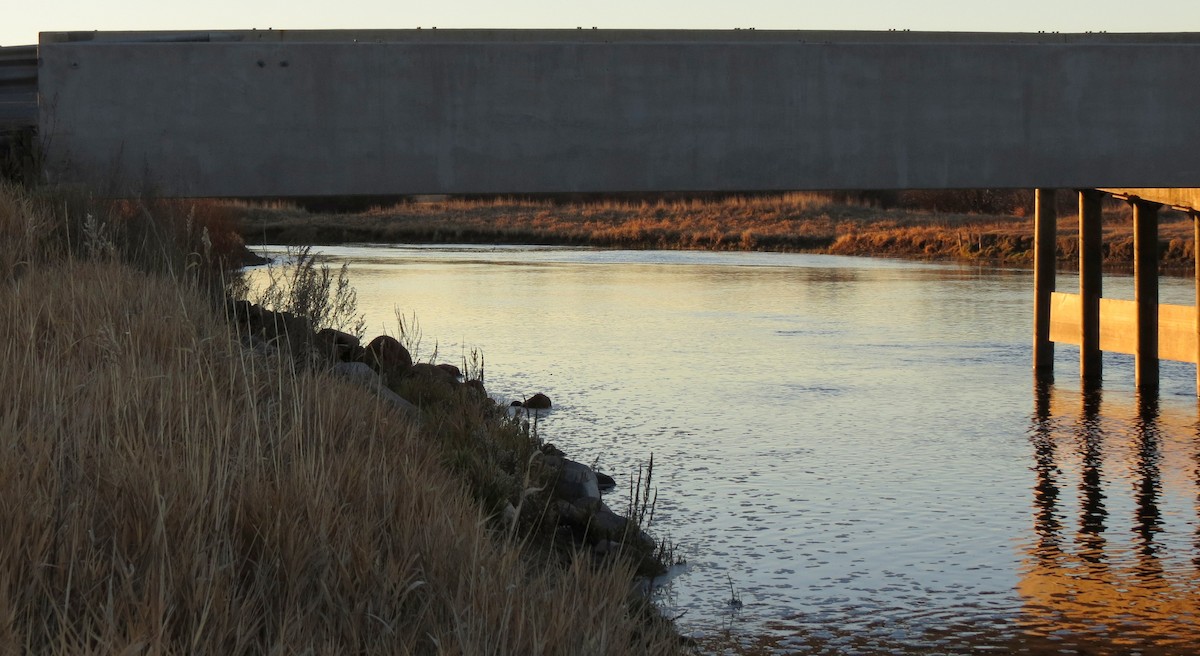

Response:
(227, 298), (668, 576)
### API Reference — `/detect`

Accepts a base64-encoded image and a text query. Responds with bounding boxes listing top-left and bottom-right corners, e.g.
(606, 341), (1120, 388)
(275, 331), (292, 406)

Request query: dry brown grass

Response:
(231, 191), (1198, 271)
(0, 181), (57, 279)
(0, 184), (681, 654)
(235, 192), (880, 250)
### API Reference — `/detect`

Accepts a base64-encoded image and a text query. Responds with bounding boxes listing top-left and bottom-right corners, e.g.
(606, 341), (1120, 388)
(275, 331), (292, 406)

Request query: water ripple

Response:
(272, 247), (1200, 654)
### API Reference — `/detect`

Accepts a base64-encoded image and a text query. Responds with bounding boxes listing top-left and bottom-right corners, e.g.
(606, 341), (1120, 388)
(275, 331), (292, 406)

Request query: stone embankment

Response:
(227, 299), (476, 407)
(227, 299), (662, 571)
(541, 446), (658, 571)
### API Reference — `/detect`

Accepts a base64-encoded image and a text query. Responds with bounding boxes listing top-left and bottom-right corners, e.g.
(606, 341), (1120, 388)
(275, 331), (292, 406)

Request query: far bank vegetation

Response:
(228, 189), (1198, 271)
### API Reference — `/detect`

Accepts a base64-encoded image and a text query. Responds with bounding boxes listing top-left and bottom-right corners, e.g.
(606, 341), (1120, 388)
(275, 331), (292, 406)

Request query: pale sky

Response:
(5, 0), (1200, 47)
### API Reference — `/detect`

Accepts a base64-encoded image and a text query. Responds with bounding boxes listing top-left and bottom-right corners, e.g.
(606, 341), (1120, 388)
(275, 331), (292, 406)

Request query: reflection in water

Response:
(1196, 421), (1200, 570)
(1030, 383), (1062, 555)
(1022, 385), (1200, 653)
(1077, 387), (1107, 564)
(252, 245), (1200, 653)
(1195, 414), (1200, 572)
(1133, 395), (1164, 573)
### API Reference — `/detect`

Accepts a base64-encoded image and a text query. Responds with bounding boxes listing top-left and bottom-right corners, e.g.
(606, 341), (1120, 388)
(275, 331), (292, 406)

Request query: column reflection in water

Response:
(1132, 393), (1164, 580)
(1030, 382), (1061, 557)
(1195, 413), (1200, 571)
(1019, 384), (1200, 653)
(1076, 386), (1107, 566)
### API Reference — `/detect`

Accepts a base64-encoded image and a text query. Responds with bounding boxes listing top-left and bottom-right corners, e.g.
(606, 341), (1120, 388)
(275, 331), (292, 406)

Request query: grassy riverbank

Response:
(231, 192), (1198, 271)
(0, 183), (682, 654)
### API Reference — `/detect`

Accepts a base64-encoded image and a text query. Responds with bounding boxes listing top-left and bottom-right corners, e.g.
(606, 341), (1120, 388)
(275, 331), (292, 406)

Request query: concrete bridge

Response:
(18, 29), (1200, 393)
(27, 29), (1200, 197)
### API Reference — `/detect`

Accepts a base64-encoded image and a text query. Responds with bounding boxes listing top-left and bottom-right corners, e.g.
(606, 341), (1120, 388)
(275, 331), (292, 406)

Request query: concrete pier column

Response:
(1133, 199), (1161, 391)
(1079, 190), (1103, 387)
(1034, 189), (1057, 382)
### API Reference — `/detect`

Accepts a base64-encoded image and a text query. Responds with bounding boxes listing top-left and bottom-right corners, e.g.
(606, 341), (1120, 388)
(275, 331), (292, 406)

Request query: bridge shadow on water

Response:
(1021, 382), (1200, 654)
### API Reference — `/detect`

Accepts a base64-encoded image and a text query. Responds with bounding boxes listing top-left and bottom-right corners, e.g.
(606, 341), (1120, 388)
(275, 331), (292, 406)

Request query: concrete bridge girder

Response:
(34, 30), (1200, 197)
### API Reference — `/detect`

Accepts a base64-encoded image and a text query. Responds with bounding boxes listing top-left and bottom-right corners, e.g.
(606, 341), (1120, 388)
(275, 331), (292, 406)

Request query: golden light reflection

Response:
(1021, 385), (1200, 652)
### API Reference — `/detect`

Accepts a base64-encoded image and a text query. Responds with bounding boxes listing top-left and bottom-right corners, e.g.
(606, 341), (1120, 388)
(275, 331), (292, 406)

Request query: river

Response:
(256, 245), (1200, 654)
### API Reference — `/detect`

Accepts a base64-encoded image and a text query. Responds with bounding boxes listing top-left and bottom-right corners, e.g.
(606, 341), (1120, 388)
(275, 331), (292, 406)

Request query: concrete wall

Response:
(37, 30), (1200, 197)
(1101, 188), (1200, 212)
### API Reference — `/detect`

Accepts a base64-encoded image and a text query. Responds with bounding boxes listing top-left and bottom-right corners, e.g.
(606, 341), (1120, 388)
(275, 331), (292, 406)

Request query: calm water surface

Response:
(260, 245), (1200, 654)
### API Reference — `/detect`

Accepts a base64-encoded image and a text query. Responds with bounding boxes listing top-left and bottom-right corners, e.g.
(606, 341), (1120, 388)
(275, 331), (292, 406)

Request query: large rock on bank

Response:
(511, 392), (552, 409)
(546, 456), (600, 501)
(316, 327), (362, 362)
(331, 361), (418, 414)
(542, 454), (654, 554)
(227, 299), (315, 360)
(363, 335), (412, 379)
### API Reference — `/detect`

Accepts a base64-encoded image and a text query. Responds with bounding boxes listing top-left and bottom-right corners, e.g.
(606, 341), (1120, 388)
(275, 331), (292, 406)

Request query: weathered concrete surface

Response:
(37, 30), (1200, 197)
(1101, 188), (1200, 212)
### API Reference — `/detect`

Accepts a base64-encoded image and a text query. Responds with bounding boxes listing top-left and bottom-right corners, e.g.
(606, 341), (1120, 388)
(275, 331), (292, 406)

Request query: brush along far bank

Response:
(227, 190), (1200, 271)
(0, 182), (684, 655)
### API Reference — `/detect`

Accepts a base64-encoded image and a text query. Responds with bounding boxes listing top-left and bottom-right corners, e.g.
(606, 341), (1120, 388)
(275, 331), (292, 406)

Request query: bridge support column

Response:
(1034, 189), (1057, 382)
(1079, 190), (1104, 387)
(1133, 199), (1161, 391)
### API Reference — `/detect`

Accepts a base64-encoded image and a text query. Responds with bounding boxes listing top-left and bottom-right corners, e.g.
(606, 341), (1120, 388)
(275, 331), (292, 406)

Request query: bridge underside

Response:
(34, 29), (1200, 198)
(1099, 188), (1200, 213)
